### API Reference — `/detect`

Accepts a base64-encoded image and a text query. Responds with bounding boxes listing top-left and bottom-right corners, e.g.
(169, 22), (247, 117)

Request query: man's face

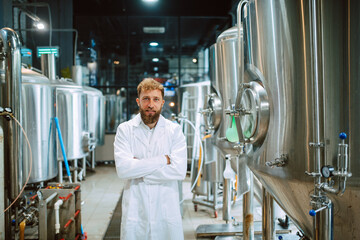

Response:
(136, 89), (165, 125)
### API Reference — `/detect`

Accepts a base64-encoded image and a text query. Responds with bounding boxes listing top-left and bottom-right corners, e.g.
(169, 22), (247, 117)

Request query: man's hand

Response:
(165, 155), (171, 165)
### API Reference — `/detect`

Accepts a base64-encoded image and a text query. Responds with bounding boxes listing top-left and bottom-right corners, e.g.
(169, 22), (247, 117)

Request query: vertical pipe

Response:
(243, 171), (254, 240)
(222, 178), (231, 222)
(92, 149), (95, 169)
(74, 158), (78, 183)
(58, 161), (63, 183)
(206, 181), (211, 201)
(311, 0), (323, 191)
(82, 156), (86, 178)
(0, 28), (22, 200)
(178, 16), (181, 86)
(262, 188), (275, 240)
(213, 182), (218, 209)
(0, 126), (5, 240)
(235, 0), (248, 142)
(314, 202), (333, 240)
(40, 53), (56, 80)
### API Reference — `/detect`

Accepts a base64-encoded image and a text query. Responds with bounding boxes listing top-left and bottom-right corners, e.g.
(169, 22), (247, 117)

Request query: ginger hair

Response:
(137, 78), (164, 98)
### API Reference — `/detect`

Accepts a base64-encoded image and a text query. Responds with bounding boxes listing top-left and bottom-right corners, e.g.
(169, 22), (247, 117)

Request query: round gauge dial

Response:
(321, 165), (335, 178)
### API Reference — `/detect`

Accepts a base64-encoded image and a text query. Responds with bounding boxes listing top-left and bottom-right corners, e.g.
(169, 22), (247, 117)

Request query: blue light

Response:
(149, 42), (159, 47)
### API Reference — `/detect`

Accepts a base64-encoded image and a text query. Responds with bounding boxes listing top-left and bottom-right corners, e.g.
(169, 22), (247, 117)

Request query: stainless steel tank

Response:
(205, 28), (250, 196)
(236, 0), (360, 238)
(21, 68), (57, 183)
(105, 94), (121, 133)
(82, 86), (105, 146)
(52, 79), (87, 160)
(178, 81), (223, 194)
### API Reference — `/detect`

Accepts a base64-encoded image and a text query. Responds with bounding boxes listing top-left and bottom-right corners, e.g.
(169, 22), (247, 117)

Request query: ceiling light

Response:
(143, 27), (165, 34)
(152, 58), (159, 62)
(142, 0), (158, 2)
(149, 42), (159, 47)
(169, 102), (175, 107)
(113, 60), (120, 65)
(192, 58), (198, 63)
(35, 22), (45, 30)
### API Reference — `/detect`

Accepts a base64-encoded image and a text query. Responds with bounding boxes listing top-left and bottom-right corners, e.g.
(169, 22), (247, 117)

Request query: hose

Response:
(196, 134), (212, 187)
(180, 118), (204, 192)
(54, 117), (72, 183)
(19, 220), (26, 240)
(0, 112), (33, 215)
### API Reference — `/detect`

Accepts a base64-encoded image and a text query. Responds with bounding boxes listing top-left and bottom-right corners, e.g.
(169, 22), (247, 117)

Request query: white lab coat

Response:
(114, 114), (187, 240)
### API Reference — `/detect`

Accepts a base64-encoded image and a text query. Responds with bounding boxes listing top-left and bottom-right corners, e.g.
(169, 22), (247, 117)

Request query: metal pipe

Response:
(311, 0), (323, 193)
(74, 158), (78, 183)
(82, 156), (86, 178)
(222, 178), (231, 222)
(313, 201), (333, 240)
(321, 135), (351, 196)
(91, 149), (95, 169)
(213, 182), (218, 209)
(41, 53), (56, 80)
(234, 0), (248, 143)
(58, 160), (63, 183)
(243, 171), (254, 240)
(0, 28), (22, 200)
(262, 188), (275, 240)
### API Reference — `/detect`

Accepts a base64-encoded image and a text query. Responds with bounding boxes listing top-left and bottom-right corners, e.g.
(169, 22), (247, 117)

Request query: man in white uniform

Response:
(114, 78), (187, 240)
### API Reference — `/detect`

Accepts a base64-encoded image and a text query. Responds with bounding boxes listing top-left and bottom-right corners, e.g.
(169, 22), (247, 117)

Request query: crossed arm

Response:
(114, 124), (187, 183)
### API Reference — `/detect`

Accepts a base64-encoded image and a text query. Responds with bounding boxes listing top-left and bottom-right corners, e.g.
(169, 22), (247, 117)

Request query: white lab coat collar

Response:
(131, 113), (166, 147)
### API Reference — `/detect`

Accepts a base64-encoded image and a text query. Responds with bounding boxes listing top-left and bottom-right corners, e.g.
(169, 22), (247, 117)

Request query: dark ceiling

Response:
(73, 0), (238, 62)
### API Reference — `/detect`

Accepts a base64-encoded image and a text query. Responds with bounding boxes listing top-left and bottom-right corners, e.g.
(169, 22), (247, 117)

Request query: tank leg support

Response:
(243, 172), (254, 240)
(262, 188), (275, 240)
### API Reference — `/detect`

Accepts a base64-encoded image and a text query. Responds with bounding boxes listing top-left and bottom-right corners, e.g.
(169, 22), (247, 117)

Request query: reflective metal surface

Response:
(21, 69), (57, 183)
(237, 0), (360, 238)
(82, 86), (105, 146)
(52, 79), (87, 160)
(0, 28), (22, 199)
(207, 27), (251, 196)
(105, 94), (125, 133)
(178, 81), (223, 192)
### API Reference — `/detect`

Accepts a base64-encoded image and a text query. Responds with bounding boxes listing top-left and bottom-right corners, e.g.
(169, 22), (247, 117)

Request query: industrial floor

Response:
(81, 163), (298, 240)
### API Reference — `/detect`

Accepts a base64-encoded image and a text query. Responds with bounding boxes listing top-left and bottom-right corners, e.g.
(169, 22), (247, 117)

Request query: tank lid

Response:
(21, 68), (50, 83)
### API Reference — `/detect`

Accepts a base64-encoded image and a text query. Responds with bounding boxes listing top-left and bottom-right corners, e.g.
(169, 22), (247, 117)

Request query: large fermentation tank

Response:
(21, 68), (57, 183)
(82, 86), (105, 146)
(206, 27), (250, 195)
(52, 79), (87, 160)
(178, 81), (223, 193)
(236, 0), (360, 238)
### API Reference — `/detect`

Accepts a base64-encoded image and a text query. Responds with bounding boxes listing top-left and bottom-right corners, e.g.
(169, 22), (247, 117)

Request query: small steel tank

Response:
(82, 86), (105, 146)
(178, 81), (223, 193)
(21, 68), (57, 183)
(52, 79), (87, 160)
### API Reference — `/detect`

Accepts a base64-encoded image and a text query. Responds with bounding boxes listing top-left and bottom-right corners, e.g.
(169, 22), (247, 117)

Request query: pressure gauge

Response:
(321, 165), (335, 178)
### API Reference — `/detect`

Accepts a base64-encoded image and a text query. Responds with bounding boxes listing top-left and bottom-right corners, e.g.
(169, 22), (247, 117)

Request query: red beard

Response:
(139, 107), (161, 125)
